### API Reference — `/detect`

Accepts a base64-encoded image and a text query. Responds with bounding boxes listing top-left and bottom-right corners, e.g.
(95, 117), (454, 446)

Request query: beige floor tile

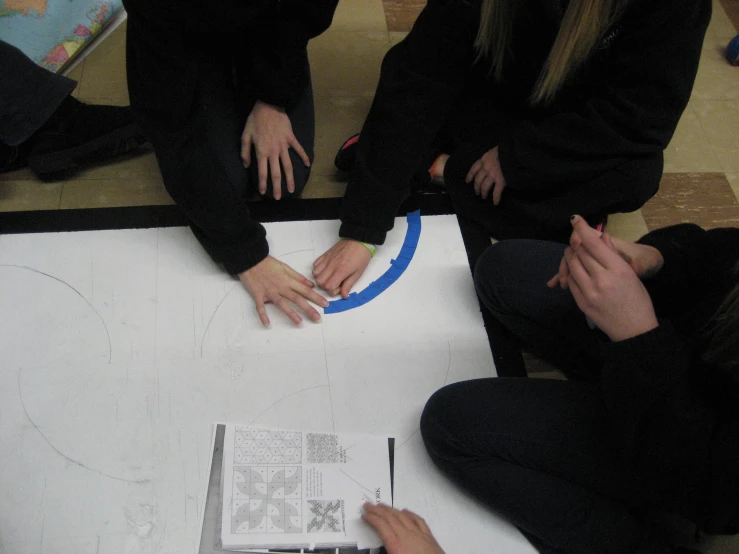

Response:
(75, 24), (129, 105)
(663, 105), (723, 172)
(712, 147), (739, 172)
(606, 210), (649, 241)
(73, 147), (162, 180)
(309, 31), (390, 97)
(527, 370), (567, 380)
(59, 178), (173, 209)
(389, 31), (408, 47)
(330, 0), (388, 32)
(721, 0), (739, 30)
(726, 173), (739, 200)
(313, 95), (373, 176)
(65, 61), (85, 98)
(0, 181), (62, 212)
(641, 173), (739, 230)
(691, 100), (739, 171)
(690, 37), (739, 101)
(707, 0), (737, 37)
(382, 0), (425, 32)
(301, 175), (348, 199)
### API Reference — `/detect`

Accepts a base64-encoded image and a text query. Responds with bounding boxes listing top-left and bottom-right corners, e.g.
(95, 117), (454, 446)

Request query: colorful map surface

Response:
(0, 0), (123, 73)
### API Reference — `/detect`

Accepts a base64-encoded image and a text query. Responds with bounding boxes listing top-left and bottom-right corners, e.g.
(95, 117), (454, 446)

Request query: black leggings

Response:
(420, 240), (680, 553)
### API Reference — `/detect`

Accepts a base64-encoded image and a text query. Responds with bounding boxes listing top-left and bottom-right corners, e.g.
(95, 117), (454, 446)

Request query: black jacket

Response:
(339, 0), (711, 244)
(603, 224), (739, 534)
(123, 0), (339, 273)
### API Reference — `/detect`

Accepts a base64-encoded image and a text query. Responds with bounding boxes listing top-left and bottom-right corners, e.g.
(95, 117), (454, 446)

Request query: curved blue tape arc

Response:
(324, 210), (422, 314)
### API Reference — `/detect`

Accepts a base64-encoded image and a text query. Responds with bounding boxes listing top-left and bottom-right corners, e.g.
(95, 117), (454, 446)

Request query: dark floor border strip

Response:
(0, 194), (455, 235)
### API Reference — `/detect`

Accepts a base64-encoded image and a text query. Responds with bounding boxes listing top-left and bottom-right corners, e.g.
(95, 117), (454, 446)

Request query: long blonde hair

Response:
(474, 0), (629, 104)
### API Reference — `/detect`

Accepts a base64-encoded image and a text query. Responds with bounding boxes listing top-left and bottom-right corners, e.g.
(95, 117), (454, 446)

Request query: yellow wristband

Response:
(358, 241), (376, 257)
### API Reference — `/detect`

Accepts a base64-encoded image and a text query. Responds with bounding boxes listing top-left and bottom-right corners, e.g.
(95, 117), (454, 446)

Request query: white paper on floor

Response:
(0, 215), (536, 554)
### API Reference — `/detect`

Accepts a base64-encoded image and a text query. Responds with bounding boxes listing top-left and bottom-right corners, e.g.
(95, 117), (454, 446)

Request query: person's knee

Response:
(286, 149), (312, 197)
(473, 242), (516, 316)
(420, 383), (464, 462)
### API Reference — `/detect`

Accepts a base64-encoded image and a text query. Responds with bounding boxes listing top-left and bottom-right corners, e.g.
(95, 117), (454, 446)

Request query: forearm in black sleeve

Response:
(599, 325), (720, 506)
(338, 0), (478, 244)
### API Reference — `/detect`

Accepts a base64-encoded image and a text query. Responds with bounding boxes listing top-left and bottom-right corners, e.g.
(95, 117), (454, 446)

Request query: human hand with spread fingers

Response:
(241, 100), (311, 200)
(239, 256), (329, 326)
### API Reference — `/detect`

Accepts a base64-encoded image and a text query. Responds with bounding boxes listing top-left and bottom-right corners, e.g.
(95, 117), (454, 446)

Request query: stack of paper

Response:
(200, 424), (393, 553)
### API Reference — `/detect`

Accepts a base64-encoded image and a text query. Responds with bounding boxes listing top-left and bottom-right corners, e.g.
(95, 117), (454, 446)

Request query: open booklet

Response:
(199, 424), (394, 553)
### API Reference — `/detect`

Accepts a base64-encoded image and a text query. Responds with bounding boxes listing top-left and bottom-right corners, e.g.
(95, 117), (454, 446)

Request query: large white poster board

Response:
(0, 215), (535, 554)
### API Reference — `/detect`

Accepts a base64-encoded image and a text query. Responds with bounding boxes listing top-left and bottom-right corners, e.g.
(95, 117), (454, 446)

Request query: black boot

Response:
(27, 96), (147, 181)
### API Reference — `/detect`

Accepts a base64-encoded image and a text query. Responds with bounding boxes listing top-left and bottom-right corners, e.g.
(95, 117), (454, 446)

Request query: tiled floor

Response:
(1, 2), (738, 552)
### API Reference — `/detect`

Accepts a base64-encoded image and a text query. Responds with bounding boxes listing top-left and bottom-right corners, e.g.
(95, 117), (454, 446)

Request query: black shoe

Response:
(334, 133), (359, 172)
(671, 547), (704, 554)
(27, 97), (147, 181)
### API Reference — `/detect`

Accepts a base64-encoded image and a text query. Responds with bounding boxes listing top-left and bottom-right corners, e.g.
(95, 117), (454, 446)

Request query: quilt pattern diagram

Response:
(234, 426), (302, 464)
(232, 466), (302, 534)
(307, 499), (343, 533)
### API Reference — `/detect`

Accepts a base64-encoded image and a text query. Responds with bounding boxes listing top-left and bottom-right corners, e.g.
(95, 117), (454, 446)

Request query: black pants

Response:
(420, 240), (682, 553)
(421, 378), (673, 554)
(125, 9), (315, 273)
(0, 40), (75, 168)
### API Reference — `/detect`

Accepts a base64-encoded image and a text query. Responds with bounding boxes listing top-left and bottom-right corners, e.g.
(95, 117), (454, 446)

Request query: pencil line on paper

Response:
(338, 469), (375, 495)
(0, 264), (113, 363)
(394, 428), (420, 452)
(443, 342), (452, 385)
(200, 282), (240, 358)
(16, 367), (149, 484)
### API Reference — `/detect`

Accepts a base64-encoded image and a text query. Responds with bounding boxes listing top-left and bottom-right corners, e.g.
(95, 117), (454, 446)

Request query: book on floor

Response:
(198, 423), (394, 553)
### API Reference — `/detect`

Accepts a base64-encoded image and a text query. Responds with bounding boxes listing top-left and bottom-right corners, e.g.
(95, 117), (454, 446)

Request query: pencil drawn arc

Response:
(0, 264), (112, 363)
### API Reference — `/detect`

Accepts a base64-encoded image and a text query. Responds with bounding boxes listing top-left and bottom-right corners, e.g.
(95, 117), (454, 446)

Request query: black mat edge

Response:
(0, 195), (455, 235)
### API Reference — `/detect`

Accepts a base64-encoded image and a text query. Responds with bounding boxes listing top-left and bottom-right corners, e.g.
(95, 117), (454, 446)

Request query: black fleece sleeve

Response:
(338, 0), (478, 244)
(637, 224), (739, 322)
(600, 223), (739, 532)
(600, 325), (739, 533)
(498, 0), (711, 193)
(248, 0), (339, 108)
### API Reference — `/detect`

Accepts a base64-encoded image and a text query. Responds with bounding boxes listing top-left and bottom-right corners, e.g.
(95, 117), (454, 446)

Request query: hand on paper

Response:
(313, 239), (372, 298)
(241, 100), (311, 200)
(239, 256), (328, 326)
(555, 215), (659, 342)
(362, 503), (445, 554)
(466, 146), (506, 205)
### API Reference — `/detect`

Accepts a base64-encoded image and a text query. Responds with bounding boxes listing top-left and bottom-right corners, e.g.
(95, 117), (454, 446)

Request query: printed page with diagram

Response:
(220, 425), (392, 551)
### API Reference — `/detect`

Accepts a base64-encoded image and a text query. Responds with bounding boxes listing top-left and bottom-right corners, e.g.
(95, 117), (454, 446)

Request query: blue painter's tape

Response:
(324, 210), (422, 314)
